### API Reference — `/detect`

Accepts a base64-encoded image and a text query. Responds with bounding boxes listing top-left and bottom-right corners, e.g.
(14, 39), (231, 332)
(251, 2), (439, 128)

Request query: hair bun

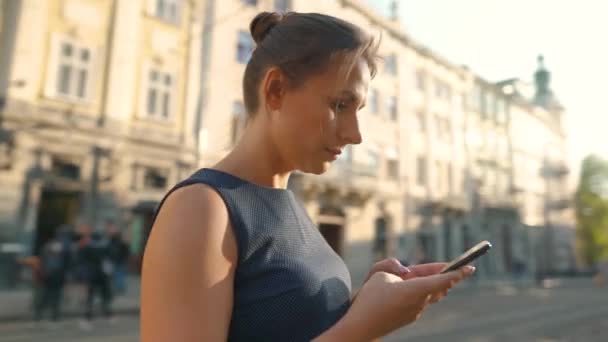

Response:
(250, 12), (284, 45)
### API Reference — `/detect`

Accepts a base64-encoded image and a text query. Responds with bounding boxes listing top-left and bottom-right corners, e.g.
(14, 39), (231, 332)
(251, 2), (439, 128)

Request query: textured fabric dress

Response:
(149, 168), (352, 341)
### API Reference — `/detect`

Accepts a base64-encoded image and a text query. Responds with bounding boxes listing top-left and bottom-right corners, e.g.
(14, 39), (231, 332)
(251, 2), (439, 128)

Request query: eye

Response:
(332, 100), (349, 113)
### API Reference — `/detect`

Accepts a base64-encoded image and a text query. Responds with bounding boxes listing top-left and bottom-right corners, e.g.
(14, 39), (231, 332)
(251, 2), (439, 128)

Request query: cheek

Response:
(282, 100), (332, 145)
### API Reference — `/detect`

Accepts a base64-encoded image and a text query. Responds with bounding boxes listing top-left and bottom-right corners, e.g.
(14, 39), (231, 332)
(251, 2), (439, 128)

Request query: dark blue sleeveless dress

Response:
(150, 168), (352, 341)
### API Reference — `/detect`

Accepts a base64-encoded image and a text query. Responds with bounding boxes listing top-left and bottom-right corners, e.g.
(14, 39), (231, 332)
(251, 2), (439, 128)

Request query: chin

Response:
(299, 161), (332, 175)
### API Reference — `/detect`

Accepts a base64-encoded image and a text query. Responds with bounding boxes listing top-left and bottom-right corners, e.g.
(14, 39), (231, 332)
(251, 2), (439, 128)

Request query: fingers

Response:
(408, 263), (448, 277)
(407, 265), (476, 293)
(371, 258), (411, 279)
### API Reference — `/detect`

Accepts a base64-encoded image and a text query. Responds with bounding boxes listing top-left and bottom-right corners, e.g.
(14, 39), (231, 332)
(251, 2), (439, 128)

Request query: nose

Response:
(338, 113), (362, 145)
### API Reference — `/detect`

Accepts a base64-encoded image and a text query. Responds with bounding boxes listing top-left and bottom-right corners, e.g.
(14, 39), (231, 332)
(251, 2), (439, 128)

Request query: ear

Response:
(261, 67), (287, 112)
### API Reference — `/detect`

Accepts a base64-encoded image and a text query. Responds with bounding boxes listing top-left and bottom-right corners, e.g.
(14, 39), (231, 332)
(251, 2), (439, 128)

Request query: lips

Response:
(325, 147), (342, 160)
(325, 147), (342, 156)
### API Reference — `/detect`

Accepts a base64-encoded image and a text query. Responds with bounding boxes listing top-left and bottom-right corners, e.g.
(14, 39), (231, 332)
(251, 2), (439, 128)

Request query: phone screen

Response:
(440, 240), (492, 274)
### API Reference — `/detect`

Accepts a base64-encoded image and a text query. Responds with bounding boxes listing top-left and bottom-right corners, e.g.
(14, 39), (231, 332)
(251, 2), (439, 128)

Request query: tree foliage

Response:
(575, 155), (608, 266)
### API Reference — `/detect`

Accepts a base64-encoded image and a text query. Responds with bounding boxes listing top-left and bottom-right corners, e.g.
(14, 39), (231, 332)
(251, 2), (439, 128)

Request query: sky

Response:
(366, 0), (608, 182)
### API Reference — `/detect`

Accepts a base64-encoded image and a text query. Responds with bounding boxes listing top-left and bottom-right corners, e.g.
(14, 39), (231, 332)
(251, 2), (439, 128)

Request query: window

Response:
(461, 93), (467, 110)
(54, 40), (93, 101)
(385, 54), (397, 76)
(471, 85), (481, 111)
(481, 92), (491, 119)
(387, 158), (399, 180)
(416, 156), (427, 186)
(436, 161), (443, 191)
(435, 79), (443, 98)
(153, 0), (181, 23)
(237, 31), (254, 64)
(145, 67), (174, 119)
(387, 96), (398, 121)
(444, 85), (452, 102)
(447, 163), (453, 194)
(487, 93), (496, 118)
(415, 111), (426, 132)
(496, 99), (506, 124)
(51, 157), (80, 180)
(144, 168), (168, 190)
(416, 69), (426, 91)
(274, 0), (291, 12)
(434, 114), (442, 137)
(231, 101), (246, 144)
(369, 88), (379, 114)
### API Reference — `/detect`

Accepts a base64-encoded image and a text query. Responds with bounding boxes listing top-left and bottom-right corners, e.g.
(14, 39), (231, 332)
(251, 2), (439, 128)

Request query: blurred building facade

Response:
(0, 0), (204, 287)
(0, 0), (575, 289)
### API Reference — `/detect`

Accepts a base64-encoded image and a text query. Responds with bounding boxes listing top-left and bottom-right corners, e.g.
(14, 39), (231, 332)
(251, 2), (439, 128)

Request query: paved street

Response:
(0, 316), (139, 342)
(0, 279), (605, 342)
(386, 279), (608, 342)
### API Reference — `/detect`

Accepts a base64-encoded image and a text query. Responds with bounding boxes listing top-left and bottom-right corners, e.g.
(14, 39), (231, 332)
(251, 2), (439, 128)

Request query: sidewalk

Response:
(0, 276), (141, 323)
(451, 275), (596, 294)
(0, 275), (595, 323)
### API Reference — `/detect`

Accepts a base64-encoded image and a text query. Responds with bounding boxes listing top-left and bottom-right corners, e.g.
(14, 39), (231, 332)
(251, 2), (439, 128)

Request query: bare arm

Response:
(141, 184), (238, 342)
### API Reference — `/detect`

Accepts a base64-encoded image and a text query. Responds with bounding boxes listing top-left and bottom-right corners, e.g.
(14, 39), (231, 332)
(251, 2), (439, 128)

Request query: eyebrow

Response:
(339, 90), (366, 109)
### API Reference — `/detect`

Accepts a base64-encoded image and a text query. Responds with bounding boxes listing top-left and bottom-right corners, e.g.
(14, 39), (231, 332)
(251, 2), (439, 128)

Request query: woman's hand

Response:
(363, 258), (412, 283)
(326, 263), (475, 342)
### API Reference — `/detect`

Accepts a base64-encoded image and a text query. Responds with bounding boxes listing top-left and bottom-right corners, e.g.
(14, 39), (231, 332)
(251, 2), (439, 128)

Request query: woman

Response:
(141, 11), (475, 342)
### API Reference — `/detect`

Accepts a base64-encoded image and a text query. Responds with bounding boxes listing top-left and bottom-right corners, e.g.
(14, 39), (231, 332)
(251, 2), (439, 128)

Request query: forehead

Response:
(303, 56), (371, 97)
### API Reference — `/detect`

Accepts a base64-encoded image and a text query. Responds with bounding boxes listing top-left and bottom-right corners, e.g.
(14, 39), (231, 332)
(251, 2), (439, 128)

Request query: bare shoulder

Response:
(141, 184), (237, 341)
(146, 183), (236, 257)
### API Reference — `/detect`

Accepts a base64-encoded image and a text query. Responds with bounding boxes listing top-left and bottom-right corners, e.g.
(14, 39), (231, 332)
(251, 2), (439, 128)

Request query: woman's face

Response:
(270, 57), (370, 174)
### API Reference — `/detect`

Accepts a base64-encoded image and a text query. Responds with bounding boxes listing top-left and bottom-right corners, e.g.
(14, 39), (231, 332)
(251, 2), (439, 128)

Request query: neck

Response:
(213, 119), (292, 189)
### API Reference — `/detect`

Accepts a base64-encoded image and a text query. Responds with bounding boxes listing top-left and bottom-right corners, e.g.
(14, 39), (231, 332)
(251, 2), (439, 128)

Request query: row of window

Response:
(471, 85), (508, 123)
(414, 112), (452, 141)
(415, 70), (452, 102)
(416, 156), (454, 192)
(51, 38), (176, 120)
(414, 71), (510, 126)
(133, 164), (189, 191)
(241, 0), (292, 12)
(368, 89), (398, 121)
(384, 54), (398, 76)
(149, 0), (293, 25)
(334, 145), (399, 181)
(152, 0), (182, 24)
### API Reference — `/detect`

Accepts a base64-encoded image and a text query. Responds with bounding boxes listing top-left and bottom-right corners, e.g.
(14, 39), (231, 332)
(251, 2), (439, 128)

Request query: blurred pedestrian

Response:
(72, 223), (93, 307)
(105, 220), (130, 295)
(34, 229), (71, 322)
(142, 11), (475, 341)
(79, 231), (113, 330)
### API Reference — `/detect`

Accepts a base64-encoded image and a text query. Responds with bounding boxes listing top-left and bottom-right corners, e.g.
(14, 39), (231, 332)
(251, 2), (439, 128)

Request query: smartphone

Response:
(440, 240), (492, 274)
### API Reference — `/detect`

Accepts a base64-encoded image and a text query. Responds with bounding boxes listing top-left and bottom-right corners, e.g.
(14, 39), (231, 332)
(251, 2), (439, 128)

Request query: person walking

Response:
(106, 220), (130, 296)
(79, 231), (113, 330)
(34, 229), (71, 323)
